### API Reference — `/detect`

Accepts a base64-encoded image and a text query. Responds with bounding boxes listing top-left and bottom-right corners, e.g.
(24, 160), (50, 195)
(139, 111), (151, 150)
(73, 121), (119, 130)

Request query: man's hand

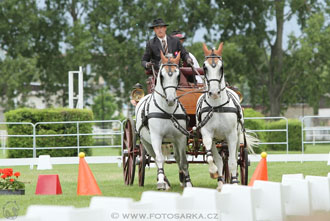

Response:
(187, 57), (194, 66)
(145, 62), (152, 68)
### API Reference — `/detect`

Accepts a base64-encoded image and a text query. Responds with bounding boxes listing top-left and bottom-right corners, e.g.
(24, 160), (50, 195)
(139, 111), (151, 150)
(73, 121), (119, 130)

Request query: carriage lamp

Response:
(130, 83), (145, 106)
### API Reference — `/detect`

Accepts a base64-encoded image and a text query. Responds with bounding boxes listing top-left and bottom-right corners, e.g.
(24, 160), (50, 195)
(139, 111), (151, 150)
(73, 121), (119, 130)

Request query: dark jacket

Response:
(141, 35), (190, 70)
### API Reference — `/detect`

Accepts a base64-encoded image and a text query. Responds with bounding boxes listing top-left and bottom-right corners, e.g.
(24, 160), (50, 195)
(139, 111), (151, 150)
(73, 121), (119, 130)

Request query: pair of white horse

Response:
(135, 42), (258, 191)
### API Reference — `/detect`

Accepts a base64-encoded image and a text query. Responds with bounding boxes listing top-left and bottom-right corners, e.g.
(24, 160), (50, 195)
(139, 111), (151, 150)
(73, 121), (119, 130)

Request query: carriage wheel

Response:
(220, 148), (230, 183)
(223, 158), (230, 183)
(138, 143), (147, 186)
(239, 147), (249, 185)
(122, 118), (136, 185)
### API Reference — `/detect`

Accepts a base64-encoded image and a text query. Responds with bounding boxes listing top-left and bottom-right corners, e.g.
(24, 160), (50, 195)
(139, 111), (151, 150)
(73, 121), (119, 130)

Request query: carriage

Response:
(122, 45), (251, 189)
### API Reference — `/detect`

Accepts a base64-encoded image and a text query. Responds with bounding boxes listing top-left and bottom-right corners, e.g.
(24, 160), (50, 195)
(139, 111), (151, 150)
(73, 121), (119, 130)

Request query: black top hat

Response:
(149, 18), (169, 29)
(171, 30), (186, 40)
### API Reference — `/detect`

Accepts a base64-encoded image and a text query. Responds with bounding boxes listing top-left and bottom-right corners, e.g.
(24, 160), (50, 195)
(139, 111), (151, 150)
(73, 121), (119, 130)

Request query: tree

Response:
(287, 11), (330, 114)
(0, 56), (39, 111)
(208, 0), (323, 116)
(91, 88), (118, 120)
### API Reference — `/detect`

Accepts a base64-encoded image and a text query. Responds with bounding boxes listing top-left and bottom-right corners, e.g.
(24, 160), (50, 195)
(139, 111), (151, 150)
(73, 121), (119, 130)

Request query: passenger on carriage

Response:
(141, 18), (193, 71)
(171, 30), (203, 84)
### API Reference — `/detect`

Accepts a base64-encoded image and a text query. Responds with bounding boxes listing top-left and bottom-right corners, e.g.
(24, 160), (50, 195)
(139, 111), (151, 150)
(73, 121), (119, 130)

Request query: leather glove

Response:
(145, 62), (152, 68)
(187, 57), (194, 66)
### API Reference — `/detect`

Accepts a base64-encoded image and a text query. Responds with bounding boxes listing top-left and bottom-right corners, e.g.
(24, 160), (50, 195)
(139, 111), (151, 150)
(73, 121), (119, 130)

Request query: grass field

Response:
(0, 161), (329, 218)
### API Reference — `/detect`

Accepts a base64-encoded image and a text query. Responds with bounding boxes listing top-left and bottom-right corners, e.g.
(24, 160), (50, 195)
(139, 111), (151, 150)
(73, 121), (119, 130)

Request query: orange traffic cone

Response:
(77, 152), (102, 195)
(248, 152), (268, 186)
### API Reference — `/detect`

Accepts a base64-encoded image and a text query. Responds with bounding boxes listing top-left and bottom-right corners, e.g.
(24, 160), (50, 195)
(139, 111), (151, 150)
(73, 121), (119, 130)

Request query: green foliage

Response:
(5, 108), (93, 158)
(0, 56), (39, 111)
(266, 119), (303, 151)
(92, 88), (118, 120)
(0, 0), (329, 118)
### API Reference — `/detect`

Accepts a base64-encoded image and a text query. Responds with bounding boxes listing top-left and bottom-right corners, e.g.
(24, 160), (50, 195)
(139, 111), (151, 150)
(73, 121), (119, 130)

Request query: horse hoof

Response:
(210, 172), (219, 179)
(217, 181), (224, 192)
(157, 182), (166, 190)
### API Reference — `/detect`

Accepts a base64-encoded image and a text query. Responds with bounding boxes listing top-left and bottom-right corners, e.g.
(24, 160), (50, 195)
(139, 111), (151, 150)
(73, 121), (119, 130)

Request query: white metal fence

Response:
(245, 117), (289, 154)
(0, 117), (290, 158)
(0, 120), (123, 158)
(301, 116), (330, 155)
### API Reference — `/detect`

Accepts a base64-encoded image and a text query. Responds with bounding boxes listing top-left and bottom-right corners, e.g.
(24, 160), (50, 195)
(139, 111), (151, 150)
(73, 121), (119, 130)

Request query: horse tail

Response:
(241, 130), (259, 154)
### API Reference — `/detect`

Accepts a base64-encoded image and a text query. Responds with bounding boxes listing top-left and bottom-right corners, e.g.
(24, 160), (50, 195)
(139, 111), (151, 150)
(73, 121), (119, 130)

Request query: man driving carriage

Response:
(141, 18), (194, 71)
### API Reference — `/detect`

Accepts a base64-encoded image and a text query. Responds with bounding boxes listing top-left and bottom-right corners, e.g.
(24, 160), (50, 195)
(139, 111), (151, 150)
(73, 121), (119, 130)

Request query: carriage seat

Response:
(179, 67), (204, 76)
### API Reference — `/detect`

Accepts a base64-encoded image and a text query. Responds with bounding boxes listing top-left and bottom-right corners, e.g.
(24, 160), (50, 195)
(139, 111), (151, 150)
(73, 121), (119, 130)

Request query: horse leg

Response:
(172, 141), (185, 187)
(227, 132), (239, 184)
(150, 134), (168, 190)
(211, 145), (224, 191)
(202, 133), (218, 179)
(175, 135), (192, 187)
(140, 137), (156, 158)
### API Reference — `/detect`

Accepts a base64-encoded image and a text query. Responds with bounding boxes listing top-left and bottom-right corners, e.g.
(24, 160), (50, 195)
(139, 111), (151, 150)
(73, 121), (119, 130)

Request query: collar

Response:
(157, 35), (167, 43)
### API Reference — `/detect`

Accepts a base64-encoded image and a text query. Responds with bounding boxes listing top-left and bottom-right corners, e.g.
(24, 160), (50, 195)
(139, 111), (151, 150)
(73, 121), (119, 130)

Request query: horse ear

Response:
(215, 42), (223, 56)
(160, 50), (167, 64)
(203, 43), (211, 56)
(172, 51), (181, 65)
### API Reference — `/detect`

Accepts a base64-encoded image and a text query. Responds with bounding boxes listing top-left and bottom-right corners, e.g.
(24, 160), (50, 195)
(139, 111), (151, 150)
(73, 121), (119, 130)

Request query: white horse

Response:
(196, 42), (258, 191)
(135, 51), (193, 190)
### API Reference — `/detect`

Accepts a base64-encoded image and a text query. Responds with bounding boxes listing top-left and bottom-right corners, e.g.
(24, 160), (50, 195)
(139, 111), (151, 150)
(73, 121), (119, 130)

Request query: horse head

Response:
(202, 42), (225, 99)
(158, 51), (181, 106)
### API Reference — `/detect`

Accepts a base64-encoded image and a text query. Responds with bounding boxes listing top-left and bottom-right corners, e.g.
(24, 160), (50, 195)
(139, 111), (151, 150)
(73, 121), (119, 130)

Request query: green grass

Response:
(0, 161), (329, 218)
(0, 146), (120, 159)
(91, 147), (120, 156)
(267, 144), (330, 154)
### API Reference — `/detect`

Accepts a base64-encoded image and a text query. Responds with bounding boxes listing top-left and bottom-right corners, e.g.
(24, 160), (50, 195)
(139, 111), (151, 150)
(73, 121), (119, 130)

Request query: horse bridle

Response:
(155, 60), (180, 100)
(203, 52), (226, 93)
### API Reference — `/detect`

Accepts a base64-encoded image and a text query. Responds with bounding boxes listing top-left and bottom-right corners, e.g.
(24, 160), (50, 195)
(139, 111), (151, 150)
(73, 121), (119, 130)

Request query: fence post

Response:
(121, 120), (124, 158)
(285, 118), (289, 162)
(77, 122), (80, 156)
(301, 118), (304, 163)
(33, 124), (36, 159)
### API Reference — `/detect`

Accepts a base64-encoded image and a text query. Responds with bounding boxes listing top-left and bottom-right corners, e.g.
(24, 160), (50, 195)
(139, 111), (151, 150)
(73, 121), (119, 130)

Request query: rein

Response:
(151, 93), (190, 136)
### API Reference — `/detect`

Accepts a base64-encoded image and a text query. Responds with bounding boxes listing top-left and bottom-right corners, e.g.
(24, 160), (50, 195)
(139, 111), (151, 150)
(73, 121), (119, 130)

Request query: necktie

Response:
(162, 39), (168, 55)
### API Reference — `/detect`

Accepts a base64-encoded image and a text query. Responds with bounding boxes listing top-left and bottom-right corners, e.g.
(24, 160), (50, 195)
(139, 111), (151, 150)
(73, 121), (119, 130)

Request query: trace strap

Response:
(196, 92), (235, 131)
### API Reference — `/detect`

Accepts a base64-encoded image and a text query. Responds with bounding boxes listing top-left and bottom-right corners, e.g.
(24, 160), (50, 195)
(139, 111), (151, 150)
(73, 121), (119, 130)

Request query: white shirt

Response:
(189, 52), (203, 83)
(157, 36), (167, 49)
(189, 52), (200, 68)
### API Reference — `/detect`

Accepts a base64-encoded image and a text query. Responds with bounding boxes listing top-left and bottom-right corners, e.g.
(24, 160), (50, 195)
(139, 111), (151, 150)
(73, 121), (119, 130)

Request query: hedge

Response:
(243, 108), (266, 153)
(266, 119), (303, 151)
(5, 108), (93, 158)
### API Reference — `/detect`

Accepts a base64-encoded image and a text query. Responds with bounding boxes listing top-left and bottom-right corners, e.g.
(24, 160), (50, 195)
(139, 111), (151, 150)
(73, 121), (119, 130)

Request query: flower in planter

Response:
(0, 168), (25, 190)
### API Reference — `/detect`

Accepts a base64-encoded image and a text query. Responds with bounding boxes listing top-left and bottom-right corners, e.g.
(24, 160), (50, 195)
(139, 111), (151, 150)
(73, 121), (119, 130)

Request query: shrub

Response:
(5, 108), (93, 158)
(266, 119), (303, 151)
(243, 108), (266, 153)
